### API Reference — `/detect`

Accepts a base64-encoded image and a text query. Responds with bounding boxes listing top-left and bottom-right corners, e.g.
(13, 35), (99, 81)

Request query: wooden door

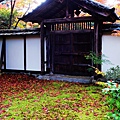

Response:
(50, 30), (93, 76)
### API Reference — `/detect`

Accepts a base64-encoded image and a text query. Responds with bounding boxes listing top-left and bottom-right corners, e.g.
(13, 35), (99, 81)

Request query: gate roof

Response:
(21, 0), (119, 23)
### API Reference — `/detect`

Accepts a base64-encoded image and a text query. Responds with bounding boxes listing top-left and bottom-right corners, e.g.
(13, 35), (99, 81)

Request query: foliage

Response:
(95, 81), (107, 87)
(84, 51), (111, 79)
(85, 51), (111, 65)
(102, 80), (120, 120)
(0, 7), (26, 29)
(0, 0), (37, 29)
(105, 65), (120, 83)
(0, 73), (108, 119)
(0, 8), (18, 29)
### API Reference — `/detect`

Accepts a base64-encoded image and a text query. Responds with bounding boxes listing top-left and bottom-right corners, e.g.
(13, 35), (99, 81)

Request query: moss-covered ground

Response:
(0, 74), (109, 120)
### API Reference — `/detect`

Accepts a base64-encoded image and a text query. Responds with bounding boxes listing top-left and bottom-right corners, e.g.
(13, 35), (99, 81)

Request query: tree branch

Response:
(14, 3), (30, 29)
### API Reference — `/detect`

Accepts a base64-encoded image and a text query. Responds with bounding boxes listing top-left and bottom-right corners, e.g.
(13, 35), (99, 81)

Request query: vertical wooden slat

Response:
(24, 35), (26, 71)
(98, 21), (103, 70)
(74, 23), (76, 30)
(50, 33), (55, 73)
(46, 24), (51, 72)
(89, 22), (91, 29)
(70, 33), (73, 74)
(66, 0), (69, 18)
(94, 22), (99, 54)
(83, 22), (85, 29)
(54, 24), (55, 31)
(0, 39), (4, 72)
(3, 37), (6, 71)
(41, 21), (45, 74)
(81, 22), (83, 29)
(62, 23), (63, 30)
(94, 21), (102, 68)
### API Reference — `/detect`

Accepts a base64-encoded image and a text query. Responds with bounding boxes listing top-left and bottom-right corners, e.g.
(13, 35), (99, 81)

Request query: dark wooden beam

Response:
(66, 0), (69, 18)
(3, 37), (6, 71)
(51, 33), (55, 74)
(0, 39), (4, 72)
(94, 22), (99, 55)
(94, 21), (103, 69)
(71, 0), (113, 17)
(70, 5), (74, 18)
(24, 35), (26, 71)
(43, 16), (95, 24)
(98, 21), (103, 70)
(94, 21), (103, 54)
(41, 22), (45, 74)
(50, 29), (92, 34)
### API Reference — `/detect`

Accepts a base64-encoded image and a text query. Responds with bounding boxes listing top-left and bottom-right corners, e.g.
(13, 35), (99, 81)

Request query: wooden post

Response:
(24, 35), (26, 71)
(41, 21), (45, 74)
(94, 22), (99, 55)
(0, 39), (4, 73)
(3, 37), (6, 71)
(50, 33), (55, 74)
(98, 21), (103, 54)
(66, 0), (69, 18)
(46, 24), (51, 73)
(94, 22), (99, 69)
(94, 21), (103, 69)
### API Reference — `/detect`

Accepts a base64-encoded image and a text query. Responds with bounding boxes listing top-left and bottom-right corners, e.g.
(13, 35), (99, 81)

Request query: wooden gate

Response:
(50, 30), (94, 76)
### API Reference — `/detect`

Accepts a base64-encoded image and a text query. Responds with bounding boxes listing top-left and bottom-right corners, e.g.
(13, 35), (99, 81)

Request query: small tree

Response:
(0, 8), (18, 29)
(0, 0), (37, 29)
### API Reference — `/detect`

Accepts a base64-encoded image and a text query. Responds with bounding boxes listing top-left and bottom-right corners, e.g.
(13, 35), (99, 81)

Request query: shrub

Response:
(85, 51), (111, 65)
(105, 66), (120, 83)
(102, 80), (120, 120)
(84, 51), (110, 81)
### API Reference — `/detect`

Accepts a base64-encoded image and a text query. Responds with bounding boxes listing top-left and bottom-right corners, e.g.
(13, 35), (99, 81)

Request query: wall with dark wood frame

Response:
(0, 34), (47, 73)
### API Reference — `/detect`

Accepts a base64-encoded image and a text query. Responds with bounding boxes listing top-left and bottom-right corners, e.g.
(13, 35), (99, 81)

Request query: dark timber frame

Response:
(0, 29), (42, 74)
(21, 0), (119, 75)
(39, 16), (102, 75)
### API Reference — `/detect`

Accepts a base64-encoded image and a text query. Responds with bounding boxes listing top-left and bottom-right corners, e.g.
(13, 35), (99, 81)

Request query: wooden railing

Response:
(50, 22), (94, 31)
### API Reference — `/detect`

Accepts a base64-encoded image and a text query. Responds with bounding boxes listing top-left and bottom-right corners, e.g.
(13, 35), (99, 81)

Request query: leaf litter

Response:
(0, 73), (109, 120)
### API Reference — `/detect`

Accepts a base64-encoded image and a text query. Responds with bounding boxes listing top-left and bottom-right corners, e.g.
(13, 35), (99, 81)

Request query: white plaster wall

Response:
(26, 35), (41, 71)
(26, 35), (47, 71)
(102, 35), (120, 72)
(6, 36), (24, 70)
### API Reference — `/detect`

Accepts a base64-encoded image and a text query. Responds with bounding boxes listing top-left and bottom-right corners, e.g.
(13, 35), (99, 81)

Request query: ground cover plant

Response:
(0, 73), (109, 120)
(103, 80), (120, 120)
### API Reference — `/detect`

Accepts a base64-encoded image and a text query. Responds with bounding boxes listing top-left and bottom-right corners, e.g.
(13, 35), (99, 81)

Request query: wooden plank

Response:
(66, 0), (69, 18)
(24, 35), (26, 71)
(41, 22), (45, 74)
(54, 62), (70, 65)
(94, 21), (103, 69)
(43, 17), (95, 24)
(51, 33), (55, 73)
(94, 21), (102, 54)
(73, 42), (91, 44)
(94, 22), (99, 55)
(50, 29), (92, 34)
(0, 39), (4, 72)
(3, 37), (6, 71)
(73, 64), (90, 67)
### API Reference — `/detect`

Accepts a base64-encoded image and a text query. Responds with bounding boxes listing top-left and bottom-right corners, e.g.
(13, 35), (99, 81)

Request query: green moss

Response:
(0, 74), (108, 120)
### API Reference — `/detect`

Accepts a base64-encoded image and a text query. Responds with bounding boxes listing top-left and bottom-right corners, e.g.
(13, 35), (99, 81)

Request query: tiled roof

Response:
(0, 28), (40, 36)
(21, 0), (119, 23)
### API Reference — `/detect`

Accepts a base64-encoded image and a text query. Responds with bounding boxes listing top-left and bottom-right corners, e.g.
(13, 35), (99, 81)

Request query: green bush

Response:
(103, 80), (120, 120)
(105, 66), (120, 83)
(85, 51), (111, 65)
